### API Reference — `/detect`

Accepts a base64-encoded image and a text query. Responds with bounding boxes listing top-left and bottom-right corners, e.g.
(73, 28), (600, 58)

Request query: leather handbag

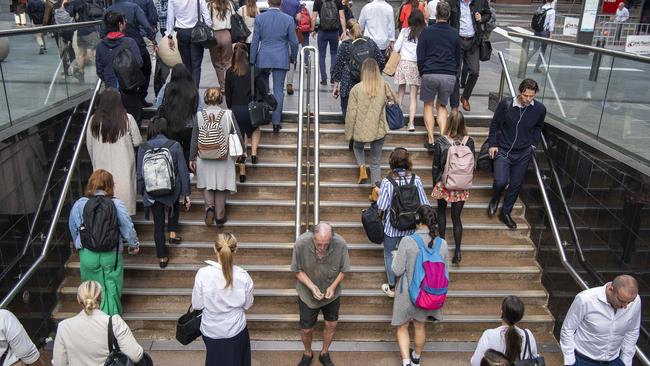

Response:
(476, 140), (492, 172)
(513, 329), (545, 366)
(175, 305), (202, 345)
(229, 0), (250, 43)
(191, 0), (217, 48)
(105, 316), (135, 366)
(383, 51), (400, 76)
(385, 84), (404, 130)
(479, 40), (492, 61)
(228, 115), (244, 157)
(248, 66), (274, 127)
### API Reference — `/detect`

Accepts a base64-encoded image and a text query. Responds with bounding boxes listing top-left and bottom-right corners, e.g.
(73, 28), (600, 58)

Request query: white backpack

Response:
(441, 136), (475, 190)
(142, 140), (176, 196)
(198, 110), (228, 160)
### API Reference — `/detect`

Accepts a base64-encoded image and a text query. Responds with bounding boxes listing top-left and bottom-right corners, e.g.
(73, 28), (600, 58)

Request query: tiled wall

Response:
(521, 124), (650, 354)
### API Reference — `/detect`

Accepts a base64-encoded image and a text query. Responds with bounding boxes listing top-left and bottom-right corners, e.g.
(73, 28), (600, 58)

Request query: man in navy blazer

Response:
(250, 0), (299, 132)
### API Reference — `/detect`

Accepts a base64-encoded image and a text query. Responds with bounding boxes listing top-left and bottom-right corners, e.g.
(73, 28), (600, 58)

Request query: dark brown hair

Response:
(518, 78), (539, 93)
(407, 9), (425, 41)
(389, 147), (412, 172)
(147, 116), (171, 139)
(91, 88), (128, 144)
(501, 296), (525, 363)
(208, 0), (230, 20)
(481, 349), (511, 366)
(85, 169), (115, 197)
(163, 64), (198, 134)
(445, 110), (468, 139)
(417, 205), (438, 248)
(231, 43), (249, 77)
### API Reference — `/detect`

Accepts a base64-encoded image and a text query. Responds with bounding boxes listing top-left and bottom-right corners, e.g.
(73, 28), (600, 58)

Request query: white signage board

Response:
(580, 0), (599, 32)
(563, 17), (579, 37)
(625, 35), (650, 55)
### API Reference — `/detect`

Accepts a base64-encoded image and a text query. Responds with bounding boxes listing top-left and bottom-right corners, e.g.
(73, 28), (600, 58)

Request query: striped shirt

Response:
(377, 171), (430, 238)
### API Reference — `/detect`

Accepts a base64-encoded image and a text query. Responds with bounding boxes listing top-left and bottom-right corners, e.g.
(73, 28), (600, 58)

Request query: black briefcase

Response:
(175, 305), (202, 345)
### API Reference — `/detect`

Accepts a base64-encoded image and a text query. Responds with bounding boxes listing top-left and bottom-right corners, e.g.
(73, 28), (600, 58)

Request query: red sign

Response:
(602, 0), (624, 14)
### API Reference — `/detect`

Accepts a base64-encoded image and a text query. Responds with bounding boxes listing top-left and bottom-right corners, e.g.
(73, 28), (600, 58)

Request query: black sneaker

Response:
(298, 353), (313, 366)
(410, 348), (420, 366)
(318, 353), (334, 366)
(320, 80), (327, 86)
(423, 141), (435, 152)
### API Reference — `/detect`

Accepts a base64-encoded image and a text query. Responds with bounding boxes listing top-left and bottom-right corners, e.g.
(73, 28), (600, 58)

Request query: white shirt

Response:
(560, 284), (641, 366)
(211, 2), (235, 30)
(192, 260), (254, 339)
(358, 0), (395, 50)
(0, 310), (40, 366)
(615, 7), (630, 22)
(426, 0), (439, 20)
(541, 3), (556, 32)
(459, 0), (475, 37)
(470, 325), (539, 366)
(166, 0), (213, 36)
(394, 28), (418, 61)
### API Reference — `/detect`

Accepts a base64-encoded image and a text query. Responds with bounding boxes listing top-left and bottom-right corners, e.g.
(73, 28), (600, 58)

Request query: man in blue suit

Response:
(250, 0), (300, 132)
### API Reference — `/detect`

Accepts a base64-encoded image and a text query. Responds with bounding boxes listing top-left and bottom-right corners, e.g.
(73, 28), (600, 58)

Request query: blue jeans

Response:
(574, 352), (623, 366)
(492, 147), (533, 215)
(383, 235), (402, 287)
(260, 68), (287, 125)
(317, 30), (339, 83)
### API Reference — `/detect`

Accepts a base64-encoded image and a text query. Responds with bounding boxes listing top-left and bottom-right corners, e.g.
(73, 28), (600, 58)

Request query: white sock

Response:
(411, 350), (420, 360)
(402, 359), (411, 366)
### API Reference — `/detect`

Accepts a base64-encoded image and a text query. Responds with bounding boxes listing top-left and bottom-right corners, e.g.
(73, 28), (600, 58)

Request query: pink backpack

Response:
(441, 136), (475, 190)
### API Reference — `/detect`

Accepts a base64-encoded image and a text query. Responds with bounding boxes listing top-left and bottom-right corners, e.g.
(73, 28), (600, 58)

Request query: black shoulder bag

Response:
(104, 316), (135, 366)
(229, 0), (250, 43)
(513, 329), (545, 366)
(191, 0), (217, 48)
(248, 66), (274, 127)
(175, 304), (203, 345)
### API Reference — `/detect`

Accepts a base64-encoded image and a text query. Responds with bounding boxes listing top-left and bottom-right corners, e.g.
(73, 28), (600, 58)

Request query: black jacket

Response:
(447, 0), (491, 46)
(26, 0), (45, 24)
(432, 136), (476, 184)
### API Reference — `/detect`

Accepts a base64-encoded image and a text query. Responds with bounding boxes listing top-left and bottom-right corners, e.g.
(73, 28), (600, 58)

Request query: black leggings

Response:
(437, 199), (465, 253)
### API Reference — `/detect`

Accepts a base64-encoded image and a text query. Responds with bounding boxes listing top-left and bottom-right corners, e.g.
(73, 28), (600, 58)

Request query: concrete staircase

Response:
(52, 114), (560, 363)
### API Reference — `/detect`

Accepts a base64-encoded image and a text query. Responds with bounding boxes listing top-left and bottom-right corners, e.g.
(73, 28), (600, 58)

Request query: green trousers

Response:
(79, 249), (124, 316)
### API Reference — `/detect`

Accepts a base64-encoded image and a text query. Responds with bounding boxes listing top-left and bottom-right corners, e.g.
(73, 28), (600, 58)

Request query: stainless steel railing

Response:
(497, 50), (650, 366)
(0, 79), (102, 309)
(296, 46), (320, 238)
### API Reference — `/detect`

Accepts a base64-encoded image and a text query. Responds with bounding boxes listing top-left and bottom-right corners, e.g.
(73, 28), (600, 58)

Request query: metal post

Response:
(295, 49), (307, 239)
(312, 46), (320, 226)
(589, 38), (605, 81)
(518, 38), (530, 79)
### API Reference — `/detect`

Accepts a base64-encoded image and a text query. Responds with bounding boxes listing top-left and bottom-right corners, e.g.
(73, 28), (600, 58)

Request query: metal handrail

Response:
(508, 31), (650, 63)
(497, 51), (650, 365)
(0, 104), (80, 286)
(0, 20), (102, 37)
(0, 79), (102, 309)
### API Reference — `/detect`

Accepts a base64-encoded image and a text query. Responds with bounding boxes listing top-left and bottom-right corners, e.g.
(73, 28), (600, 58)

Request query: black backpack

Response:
(113, 42), (145, 91)
(349, 38), (371, 82)
(82, 0), (104, 21)
(531, 6), (548, 32)
(79, 196), (120, 252)
(319, 0), (340, 31)
(388, 175), (421, 231)
(362, 202), (384, 244)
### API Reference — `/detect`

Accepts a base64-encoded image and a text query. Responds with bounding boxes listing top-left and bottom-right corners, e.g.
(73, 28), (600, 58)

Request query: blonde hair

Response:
(215, 233), (238, 288)
(347, 19), (363, 40)
(204, 88), (223, 106)
(77, 280), (102, 315)
(360, 58), (382, 97)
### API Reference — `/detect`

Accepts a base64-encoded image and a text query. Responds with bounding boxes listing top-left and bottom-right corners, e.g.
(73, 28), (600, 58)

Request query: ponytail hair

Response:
(215, 233), (238, 288)
(77, 280), (102, 315)
(416, 205), (438, 248)
(501, 296), (525, 363)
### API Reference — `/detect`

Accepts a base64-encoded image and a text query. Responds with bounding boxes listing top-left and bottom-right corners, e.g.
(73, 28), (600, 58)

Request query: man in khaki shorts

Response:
(416, 1), (460, 151)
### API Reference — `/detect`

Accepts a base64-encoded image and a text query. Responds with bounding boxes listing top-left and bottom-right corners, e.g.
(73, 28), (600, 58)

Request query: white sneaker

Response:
(381, 283), (395, 298)
(407, 122), (415, 132)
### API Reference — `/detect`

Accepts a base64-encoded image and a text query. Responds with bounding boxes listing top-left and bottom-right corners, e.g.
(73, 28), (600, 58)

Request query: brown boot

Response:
(357, 165), (368, 184)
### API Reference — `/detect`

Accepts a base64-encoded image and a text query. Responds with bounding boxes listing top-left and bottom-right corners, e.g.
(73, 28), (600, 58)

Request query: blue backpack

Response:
(406, 234), (449, 310)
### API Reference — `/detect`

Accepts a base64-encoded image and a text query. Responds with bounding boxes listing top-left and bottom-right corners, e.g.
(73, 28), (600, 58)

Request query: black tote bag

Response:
(175, 305), (203, 345)
(229, 0), (250, 43)
(248, 66), (274, 127)
(191, 0), (217, 48)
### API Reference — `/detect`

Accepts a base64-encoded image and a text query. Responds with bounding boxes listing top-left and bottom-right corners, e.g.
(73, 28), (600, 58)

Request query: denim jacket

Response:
(68, 191), (139, 250)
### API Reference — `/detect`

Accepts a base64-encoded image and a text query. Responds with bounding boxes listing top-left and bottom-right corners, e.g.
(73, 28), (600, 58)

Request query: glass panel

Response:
(598, 57), (650, 164)
(0, 24), (100, 126)
(0, 60), (9, 128)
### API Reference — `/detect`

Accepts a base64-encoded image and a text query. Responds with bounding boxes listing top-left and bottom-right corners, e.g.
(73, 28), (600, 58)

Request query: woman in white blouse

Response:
(192, 233), (254, 366)
(470, 296), (539, 366)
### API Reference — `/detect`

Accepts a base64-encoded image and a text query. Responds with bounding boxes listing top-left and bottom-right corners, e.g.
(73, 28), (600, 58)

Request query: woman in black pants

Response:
(431, 110), (475, 265)
(225, 43), (265, 183)
(161, 64), (199, 169)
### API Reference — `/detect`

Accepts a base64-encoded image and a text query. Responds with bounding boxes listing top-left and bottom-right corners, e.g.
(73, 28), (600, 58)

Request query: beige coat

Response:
(86, 114), (142, 215)
(345, 80), (396, 143)
(52, 309), (143, 366)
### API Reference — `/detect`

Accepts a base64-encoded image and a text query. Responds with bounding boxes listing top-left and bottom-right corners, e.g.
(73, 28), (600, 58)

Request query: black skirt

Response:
(202, 327), (251, 366)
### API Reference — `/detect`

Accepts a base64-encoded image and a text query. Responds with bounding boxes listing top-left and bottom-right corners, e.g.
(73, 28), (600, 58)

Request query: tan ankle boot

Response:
(357, 165), (368, 184)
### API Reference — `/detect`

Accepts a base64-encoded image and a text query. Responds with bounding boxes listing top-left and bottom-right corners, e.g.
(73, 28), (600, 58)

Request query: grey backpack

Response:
(142, 140), (176, 197)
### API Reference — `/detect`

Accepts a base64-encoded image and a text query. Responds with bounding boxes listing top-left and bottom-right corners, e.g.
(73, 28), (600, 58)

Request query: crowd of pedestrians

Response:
(6, 0), (644, 365)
